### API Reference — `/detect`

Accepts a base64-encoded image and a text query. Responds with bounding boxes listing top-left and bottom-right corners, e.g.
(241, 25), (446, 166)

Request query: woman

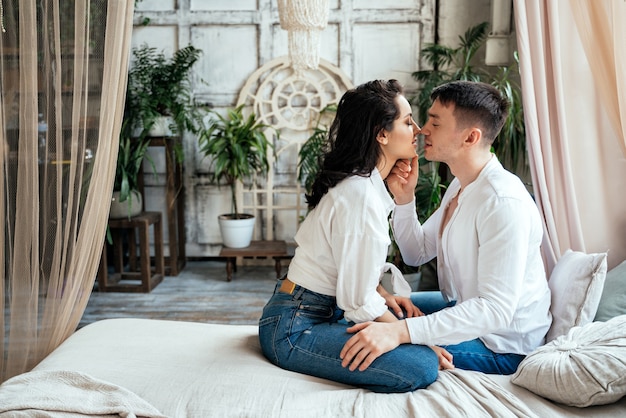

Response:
(259, 80), (451, 393)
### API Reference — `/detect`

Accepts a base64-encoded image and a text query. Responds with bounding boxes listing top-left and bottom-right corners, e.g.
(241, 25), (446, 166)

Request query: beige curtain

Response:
(570, 0), (626, 157)
(0, 0), (134, 383)
(514, 0), (626, 274)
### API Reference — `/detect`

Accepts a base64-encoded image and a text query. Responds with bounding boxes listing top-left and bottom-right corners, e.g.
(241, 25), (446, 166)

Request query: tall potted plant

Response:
(198, 105), (275, 248)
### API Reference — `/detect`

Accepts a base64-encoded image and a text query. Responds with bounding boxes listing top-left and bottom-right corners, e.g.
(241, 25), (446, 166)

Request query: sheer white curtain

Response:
(514, 0), (626, 274)
(0, 0), (134, 383)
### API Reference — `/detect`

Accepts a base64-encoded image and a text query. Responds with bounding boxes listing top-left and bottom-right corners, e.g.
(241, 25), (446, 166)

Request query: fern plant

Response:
(124, 44), (202, 140)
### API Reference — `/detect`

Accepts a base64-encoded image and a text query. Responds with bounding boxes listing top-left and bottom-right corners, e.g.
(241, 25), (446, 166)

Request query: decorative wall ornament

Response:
(238, 56), (351, 131)
(235, 56), (353, 240)
(278, 0), (329, 74)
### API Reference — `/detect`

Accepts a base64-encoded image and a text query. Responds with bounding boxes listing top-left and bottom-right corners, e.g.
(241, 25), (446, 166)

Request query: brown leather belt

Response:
(279, 277), (297, 294)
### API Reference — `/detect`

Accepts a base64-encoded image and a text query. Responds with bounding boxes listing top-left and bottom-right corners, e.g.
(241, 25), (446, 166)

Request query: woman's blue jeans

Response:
(411, 291), (525, 375)
(259, 278), (439, 393)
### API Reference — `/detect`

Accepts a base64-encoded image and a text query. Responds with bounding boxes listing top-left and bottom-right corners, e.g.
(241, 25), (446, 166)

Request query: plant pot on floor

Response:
(218, 214), (255, 248)
(110, 190), (143, 219)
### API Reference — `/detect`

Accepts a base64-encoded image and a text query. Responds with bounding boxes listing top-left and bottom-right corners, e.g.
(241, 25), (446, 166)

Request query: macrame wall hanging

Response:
(278, 0), (329, 74)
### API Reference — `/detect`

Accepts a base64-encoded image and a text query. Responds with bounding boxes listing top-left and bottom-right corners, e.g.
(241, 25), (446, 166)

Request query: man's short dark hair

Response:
(430, 81), (510, 144)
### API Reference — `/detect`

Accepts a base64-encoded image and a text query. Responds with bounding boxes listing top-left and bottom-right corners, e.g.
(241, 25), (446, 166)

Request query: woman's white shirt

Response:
(288, 168), (395, 323)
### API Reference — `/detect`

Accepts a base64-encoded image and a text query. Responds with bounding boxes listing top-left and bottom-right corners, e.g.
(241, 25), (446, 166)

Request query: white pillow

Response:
(511, 314), (626, 407)
(545, 249), (607, 342)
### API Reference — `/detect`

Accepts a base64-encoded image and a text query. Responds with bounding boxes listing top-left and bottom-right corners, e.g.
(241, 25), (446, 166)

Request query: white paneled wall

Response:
(132, 0), (490, 257)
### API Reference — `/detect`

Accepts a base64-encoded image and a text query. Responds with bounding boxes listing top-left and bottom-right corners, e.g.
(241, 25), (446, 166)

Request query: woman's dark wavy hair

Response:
(306, 79), (403, 209)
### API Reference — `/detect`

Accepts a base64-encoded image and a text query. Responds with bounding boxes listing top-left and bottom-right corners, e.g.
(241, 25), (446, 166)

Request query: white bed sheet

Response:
(31, 318), (626, 418)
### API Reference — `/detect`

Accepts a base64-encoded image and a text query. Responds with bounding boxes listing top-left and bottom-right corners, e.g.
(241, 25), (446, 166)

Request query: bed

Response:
(1, 252), (625, 417)
(0, 317), (624, 418)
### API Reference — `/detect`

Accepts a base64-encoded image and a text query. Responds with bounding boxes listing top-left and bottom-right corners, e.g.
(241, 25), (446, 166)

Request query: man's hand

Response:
(386, 158), (419, 205)
(340, 321), (409, 371)
(430, 346), (455, 370)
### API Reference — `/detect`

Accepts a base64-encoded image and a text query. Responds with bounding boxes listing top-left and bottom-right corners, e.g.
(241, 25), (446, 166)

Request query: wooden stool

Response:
(219, 240), (290, 281)
(98, 211), (165, 292)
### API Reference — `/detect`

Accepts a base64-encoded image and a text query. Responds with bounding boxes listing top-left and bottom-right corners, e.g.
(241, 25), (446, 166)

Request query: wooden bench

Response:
(219, 240), (290, 281)
(98, 211), (165, 292)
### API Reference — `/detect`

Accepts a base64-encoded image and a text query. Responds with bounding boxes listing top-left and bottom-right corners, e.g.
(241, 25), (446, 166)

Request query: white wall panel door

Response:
(191, 25), (260, 102)
(353, 22), (423, 88)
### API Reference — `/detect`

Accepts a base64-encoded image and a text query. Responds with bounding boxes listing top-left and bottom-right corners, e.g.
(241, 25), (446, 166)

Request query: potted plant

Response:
(198, 105), (275, 248)
(124, 44), (202, 143)
(109, 121), (156, 219)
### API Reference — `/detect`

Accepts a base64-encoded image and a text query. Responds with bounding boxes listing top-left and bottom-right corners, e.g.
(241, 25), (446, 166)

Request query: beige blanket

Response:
(0, 370), (166, 418)
(0, 368), (537, 418)
(261, 367), (542, 418)
(16, 319), (550, 417)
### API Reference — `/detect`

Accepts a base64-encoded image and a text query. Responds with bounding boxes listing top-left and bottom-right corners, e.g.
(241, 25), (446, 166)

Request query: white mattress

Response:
(30, 318), (626, 418)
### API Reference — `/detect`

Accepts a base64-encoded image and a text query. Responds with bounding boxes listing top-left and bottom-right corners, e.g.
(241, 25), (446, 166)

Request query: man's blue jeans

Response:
(411, 291), (525, 375)
(259, 278), (439, 393)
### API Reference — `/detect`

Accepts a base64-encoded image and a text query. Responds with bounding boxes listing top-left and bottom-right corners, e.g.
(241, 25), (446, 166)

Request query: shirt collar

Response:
(463, 154), (501, 196)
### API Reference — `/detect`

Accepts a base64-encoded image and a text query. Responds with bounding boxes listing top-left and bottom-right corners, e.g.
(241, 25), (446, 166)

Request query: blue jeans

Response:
(259, 278), (439, 393)
(411, 291), (525, 375)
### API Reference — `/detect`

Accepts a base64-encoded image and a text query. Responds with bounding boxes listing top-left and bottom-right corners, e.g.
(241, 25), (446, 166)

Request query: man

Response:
(340, 80), (552, 375)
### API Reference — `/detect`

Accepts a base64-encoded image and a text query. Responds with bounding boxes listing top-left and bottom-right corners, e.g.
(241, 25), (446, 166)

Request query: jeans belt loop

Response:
(292, 286), (306, 299)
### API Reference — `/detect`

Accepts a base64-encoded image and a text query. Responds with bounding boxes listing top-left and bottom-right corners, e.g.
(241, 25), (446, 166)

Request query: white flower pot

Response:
(110, 190), (142, 219)
(132, 115), (175, 138)
(148, 115), (174, 137)
(218, 214), (255, 248)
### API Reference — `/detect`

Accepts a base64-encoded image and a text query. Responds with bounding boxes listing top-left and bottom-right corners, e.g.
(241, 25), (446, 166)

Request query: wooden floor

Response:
(80, 260), (282, 329)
